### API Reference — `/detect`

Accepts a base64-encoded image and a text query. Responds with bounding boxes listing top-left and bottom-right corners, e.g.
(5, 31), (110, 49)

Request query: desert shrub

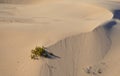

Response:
(31, 46), (45, 60)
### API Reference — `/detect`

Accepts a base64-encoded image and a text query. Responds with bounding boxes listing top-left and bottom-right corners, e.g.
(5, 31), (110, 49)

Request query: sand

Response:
(0, 0), (120, 76)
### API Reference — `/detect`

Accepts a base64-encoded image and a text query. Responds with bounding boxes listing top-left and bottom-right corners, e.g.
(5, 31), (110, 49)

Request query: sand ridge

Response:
(0, 0), (120, 76)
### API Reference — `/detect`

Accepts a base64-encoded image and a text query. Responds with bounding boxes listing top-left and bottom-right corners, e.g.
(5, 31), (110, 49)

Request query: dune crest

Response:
(0, 0), (120, 76)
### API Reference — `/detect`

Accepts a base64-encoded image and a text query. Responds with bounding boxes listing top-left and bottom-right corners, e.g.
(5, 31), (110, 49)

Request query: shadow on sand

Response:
(103, 9), (120, 30)
(113, 10), (120, 19)
(104, 21), (117, 30)
(41, 51), (61, 59)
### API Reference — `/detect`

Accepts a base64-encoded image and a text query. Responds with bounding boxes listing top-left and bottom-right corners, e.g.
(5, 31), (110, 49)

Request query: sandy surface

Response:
(0, 0), (120, 76)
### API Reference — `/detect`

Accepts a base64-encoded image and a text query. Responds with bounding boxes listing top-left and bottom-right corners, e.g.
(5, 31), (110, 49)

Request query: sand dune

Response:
(0, 0), (120, 76)
(41, 20), (120, 76)
(39, 1), (120, 76)
(42, 19), (119, 76)
(44, 25), (111, 76)
(0, 0), (41, 4)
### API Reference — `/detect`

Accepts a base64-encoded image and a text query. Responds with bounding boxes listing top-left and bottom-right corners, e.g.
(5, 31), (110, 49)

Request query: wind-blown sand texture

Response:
(0, 0), (120, 76)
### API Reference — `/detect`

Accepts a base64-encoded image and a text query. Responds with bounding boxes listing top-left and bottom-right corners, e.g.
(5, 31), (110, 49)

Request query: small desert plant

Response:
(31, 46), (45, 60)
(31, 46), (60, 60)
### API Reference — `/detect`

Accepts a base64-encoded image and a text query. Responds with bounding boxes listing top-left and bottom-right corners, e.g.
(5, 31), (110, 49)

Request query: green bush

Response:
(31, 46), (45, 60)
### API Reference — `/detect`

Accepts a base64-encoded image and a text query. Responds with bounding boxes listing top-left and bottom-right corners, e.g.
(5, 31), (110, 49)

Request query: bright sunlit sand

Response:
(0, 0), (120, 76)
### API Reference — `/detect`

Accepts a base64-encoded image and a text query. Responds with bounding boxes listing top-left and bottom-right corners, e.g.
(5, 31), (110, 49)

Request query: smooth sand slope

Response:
(0, 0), (120, 76)
(0, 0), (43, 4)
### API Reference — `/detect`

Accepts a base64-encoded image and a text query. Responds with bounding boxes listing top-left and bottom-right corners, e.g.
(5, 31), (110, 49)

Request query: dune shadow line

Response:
(113, 10), (120, 19)
(104, 21), (117, 30)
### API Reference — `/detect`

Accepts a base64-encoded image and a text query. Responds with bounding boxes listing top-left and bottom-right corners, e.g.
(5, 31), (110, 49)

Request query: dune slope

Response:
(41, 21), (111, 76)
(0, 0), (120, 76)
(41, 20), (120, 76)
(40, 1), (120, 76)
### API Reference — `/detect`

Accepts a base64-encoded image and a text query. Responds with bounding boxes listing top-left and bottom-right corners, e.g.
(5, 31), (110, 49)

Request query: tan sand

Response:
(0, 0), (120, 76)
